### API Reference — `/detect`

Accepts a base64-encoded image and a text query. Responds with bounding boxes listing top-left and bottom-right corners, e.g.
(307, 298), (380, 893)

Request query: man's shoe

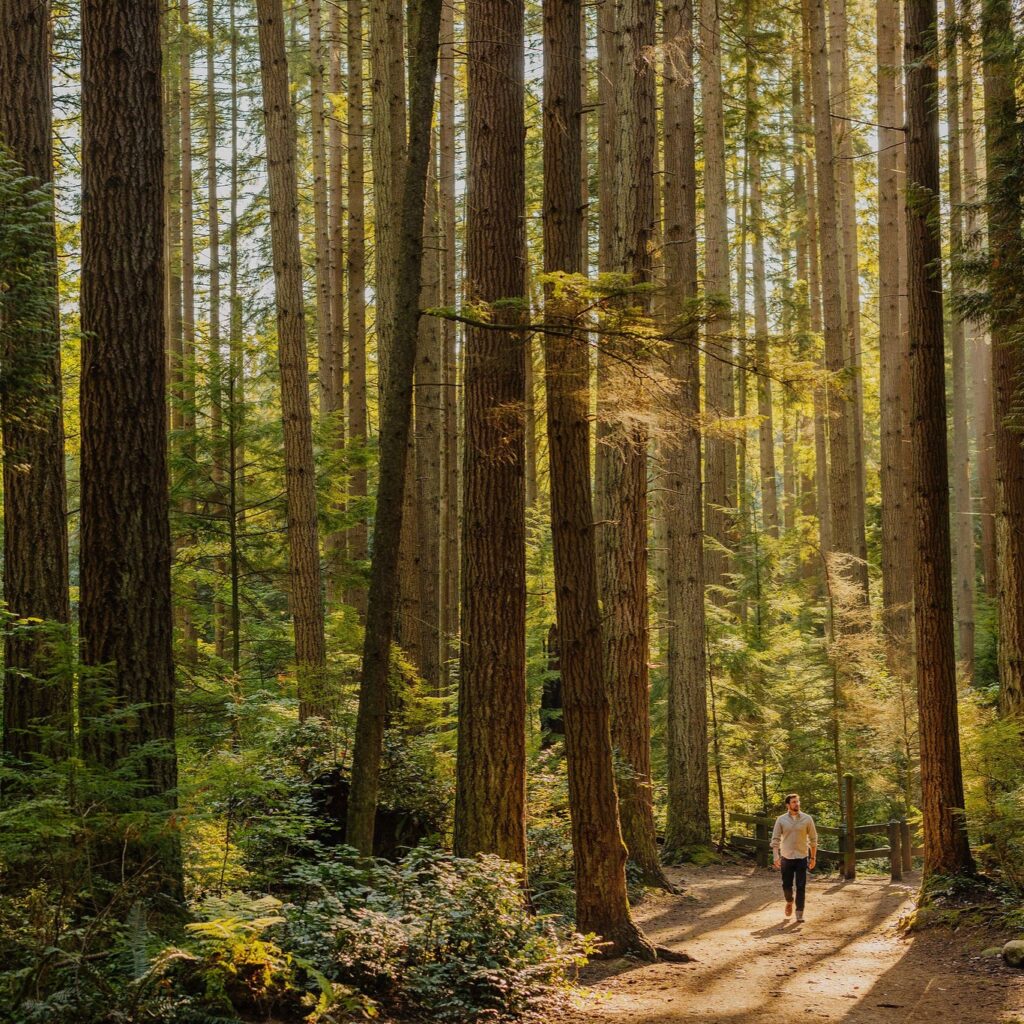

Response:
(795, 910), (804, 923)
(784, 901), (794, 918)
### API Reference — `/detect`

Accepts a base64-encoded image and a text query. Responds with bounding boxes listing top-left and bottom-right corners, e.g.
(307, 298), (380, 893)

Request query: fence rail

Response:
(727, 774), (921, 881)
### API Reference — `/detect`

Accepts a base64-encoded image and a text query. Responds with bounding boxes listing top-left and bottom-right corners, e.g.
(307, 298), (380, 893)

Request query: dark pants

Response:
(781, 856), (808, 911)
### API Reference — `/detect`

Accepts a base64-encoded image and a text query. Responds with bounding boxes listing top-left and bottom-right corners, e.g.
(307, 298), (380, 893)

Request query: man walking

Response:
(771, 793), (817, 923)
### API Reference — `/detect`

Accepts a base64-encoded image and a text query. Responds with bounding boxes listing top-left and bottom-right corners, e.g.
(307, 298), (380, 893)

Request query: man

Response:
(771, 793), (817, 923)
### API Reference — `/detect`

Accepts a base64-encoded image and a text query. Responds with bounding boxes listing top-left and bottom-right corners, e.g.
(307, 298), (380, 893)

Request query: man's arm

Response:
(808, 817), (817, 867)
(771, 817), (782, 867)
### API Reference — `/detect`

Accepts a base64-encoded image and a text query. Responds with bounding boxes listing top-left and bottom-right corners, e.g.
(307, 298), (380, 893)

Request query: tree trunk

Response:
(255, 0), (328, 717)
(542, 0), (655, 954)
(178, 0), (198, 666)
(416, 155), (443, 694)
(453, 0), (528, 866)
(745, 9), (779, 540)
(960, 6), (997, 600)
(346, 0), (444, 855)
(208, 0), (227, 662)
(662, 0), (711, 856)
(78, 0), (180, 893)
(828, 0), (869, 595)
(0, 0), (72, 765)
(701, 0), (735, 593)
(439, 0), (459, 684)
(346, 0), (369, 617)
(943, 0), (976, 676)
(805, 0), (860, 610)
(326, 0), (347, 609)
(906, 0), (975, 876)
(227, 0), (244, 676)
(598, 0), (669, 888)
(981, 0), (1024, 716)
(878, 0), (913, 673)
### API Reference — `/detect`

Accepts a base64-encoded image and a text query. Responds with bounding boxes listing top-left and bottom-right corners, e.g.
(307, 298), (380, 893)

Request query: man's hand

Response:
(773, 857), (781, 870)
(808, 856), (816, 871)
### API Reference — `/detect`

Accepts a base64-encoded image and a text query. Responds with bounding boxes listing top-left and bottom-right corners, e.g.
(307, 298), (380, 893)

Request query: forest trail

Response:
(557, 864), (1024, 1023)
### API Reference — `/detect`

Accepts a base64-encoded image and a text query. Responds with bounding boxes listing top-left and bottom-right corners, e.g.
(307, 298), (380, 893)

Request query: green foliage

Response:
(283, 847), (591, 1022)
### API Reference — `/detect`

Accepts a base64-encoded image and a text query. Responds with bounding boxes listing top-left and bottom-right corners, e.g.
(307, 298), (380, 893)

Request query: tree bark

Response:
(177, 0), (198, 666)
(255, 0), (328, 717)
(453, 0), (528, 866)
(416, 155), (443, 694)
(943, 0), (976, 677)
(78, 0), (180, 892)
(804, 0), (861, 611)
(346, 0), (369, 617)
(0, 0), (72, 765)
(981, 0), (1024, 716)
(878, 0), (913, 673)
(701, 0), (735, 593)
(828, 0), (869, 594)
(662, 0), (711, 856)
(346, 0), (444, 854)
(439, 0), (459, 683)
(208, 0), (227, 662)
(744, 5), (779, 539)
(960, 5), (997, 601)
(600, 0), (670, 889)
(542, 0), (655, 954)
(906, 0), (975, 876)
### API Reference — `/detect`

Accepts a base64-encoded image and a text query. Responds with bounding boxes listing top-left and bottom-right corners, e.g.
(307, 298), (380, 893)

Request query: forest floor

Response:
(552, 862), (1024, 1023)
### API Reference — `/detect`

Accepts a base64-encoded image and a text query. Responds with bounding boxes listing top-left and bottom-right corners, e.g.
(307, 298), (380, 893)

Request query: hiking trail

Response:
(554, 863), (1024, 1023)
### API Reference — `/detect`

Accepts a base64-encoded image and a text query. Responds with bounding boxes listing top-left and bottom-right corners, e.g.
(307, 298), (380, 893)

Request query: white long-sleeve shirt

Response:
(771, 811), (818, 859)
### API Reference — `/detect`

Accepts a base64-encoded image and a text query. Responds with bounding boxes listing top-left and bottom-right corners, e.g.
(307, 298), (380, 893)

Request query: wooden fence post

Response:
(888, 820), (903, 881)
(755, 815), (769, 868)
(900, 818), (912, 872)
(843, 773), (856, 880)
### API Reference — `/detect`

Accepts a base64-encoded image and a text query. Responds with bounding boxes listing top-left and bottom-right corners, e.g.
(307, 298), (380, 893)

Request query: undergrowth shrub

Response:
(283, 847), (591, 1022)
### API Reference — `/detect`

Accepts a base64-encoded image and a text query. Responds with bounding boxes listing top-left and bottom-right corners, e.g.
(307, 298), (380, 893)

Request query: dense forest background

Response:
(1, 0), (1023, 1018)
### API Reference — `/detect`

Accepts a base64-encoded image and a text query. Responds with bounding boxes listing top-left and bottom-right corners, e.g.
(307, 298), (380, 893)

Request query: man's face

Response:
(787, 795), (801, 813)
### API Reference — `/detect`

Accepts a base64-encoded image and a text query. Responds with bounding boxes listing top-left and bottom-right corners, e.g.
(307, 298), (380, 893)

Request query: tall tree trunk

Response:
(701, 0), (735, 593)
(309, 0), (343, 604)
(255, 0), (328, 717)
(805, 0), (860, 610)
(828, 0), (869, 595)
(208, 0), (227, 662)
(371, 0), (406, 392)
(439, 0), (459, 683)
(78, 0), (180, 893)
(0, 0), (72, 765)
(178, 0), (198, 666)
(960, 5), (997, 600)
(662, 0), (711, 856)
(943, 0), (976, 676)
(745, 6), (780, 539)
(346, 0), (369, 617)
(878, 0), (912, 673)
(602, 0), (670, 888)
(981, 0), (1024, 715)
(327, 0), (346, 608)
(906, 0), (975, 876)
(542, 0), (655, 954)
(416, 156), (443, 694)
(346, 0), (444, 855)
(227, 0), (244, 675)
(453, 0), (528, 866)
(801, 30), (833, 560)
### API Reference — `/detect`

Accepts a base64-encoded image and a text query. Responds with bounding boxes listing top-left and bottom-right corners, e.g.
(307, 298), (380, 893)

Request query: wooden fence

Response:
(728, 774), (923, 881)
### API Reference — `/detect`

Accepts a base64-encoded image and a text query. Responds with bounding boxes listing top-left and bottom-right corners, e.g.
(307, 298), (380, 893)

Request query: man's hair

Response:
(784, 793), (800, 807)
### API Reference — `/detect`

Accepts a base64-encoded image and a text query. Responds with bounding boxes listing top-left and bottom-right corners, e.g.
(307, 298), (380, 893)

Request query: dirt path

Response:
(556, 864), (1024, 1023)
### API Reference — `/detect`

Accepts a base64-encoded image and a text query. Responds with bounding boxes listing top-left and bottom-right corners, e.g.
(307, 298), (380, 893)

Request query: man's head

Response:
(785, 793), (801, 813)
